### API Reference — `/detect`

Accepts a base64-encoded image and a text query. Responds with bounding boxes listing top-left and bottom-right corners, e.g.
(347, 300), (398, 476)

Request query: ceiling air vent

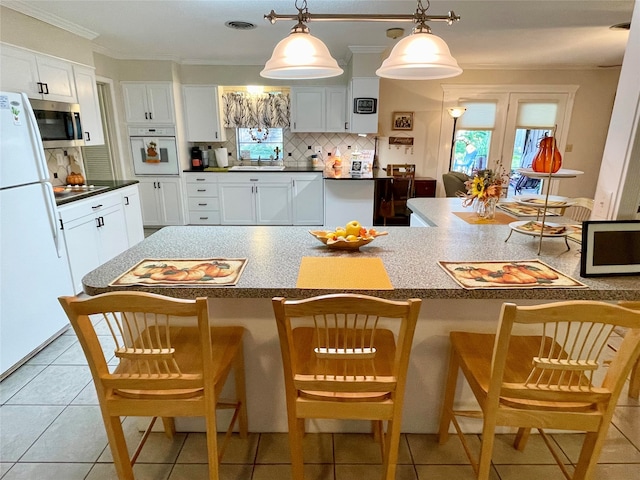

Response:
(225, 21), (257, 31)
(610, 22), (631, 30)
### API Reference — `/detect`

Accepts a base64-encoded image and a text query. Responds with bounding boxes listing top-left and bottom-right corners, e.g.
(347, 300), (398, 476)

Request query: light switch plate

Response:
(314, 146), (323, 155)
(56, 153), (65, 166)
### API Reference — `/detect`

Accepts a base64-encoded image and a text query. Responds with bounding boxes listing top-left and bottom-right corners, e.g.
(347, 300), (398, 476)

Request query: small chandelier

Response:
(262, 0), (461, 81)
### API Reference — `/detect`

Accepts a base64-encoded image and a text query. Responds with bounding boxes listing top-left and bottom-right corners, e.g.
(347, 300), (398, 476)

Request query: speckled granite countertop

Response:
(82, 199), (639, 300)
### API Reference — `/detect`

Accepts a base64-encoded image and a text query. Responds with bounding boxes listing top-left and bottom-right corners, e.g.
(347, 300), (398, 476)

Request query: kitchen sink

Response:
(229, 165), (286, 171)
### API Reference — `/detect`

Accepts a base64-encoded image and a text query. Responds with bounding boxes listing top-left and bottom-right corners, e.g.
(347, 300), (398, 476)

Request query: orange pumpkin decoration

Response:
(531, 135), (562, 173)
(66, 172), (85, 185)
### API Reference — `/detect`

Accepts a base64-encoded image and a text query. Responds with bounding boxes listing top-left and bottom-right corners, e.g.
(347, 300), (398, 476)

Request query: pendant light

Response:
(376, 22), (462, 80)
(263, 0), (460, 81)
(260, 1), (343, 79)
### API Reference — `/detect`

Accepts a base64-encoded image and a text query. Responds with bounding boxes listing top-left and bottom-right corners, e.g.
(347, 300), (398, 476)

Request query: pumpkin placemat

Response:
(296, 257), (393, 290)
(498, 202), (559, 217)
(453, 211), (515, 225)
(110, 258), (247, 286)
(438, 260), (587, 289)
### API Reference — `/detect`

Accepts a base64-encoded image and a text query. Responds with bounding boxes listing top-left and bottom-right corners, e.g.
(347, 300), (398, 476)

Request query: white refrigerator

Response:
(0, 91), (74, 377)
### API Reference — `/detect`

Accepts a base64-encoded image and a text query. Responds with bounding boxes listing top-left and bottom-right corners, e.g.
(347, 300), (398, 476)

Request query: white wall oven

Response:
(129, 126), (179, 175)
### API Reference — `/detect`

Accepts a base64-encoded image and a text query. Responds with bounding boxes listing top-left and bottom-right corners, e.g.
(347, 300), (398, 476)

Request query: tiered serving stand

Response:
(506, 167), (584, 254)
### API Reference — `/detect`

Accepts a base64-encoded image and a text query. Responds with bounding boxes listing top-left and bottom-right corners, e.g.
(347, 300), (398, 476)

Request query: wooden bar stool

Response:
(438, 300), (640, 480)
(59, 292), (248, 480)
(272, 294), (421, 480)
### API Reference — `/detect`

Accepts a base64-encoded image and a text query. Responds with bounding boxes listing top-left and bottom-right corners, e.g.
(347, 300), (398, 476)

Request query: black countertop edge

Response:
(183, 167), (324, 173)
(55, 179), (139, 206)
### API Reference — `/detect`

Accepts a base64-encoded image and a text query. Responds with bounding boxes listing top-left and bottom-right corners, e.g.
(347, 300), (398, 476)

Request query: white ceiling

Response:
(4, 0), (634, 69)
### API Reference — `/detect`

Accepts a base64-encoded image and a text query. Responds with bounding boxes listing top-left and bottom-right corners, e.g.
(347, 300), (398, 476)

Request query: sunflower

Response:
(471, 176), (487, 198)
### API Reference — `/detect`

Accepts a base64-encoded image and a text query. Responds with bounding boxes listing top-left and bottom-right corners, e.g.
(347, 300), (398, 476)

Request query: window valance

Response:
(222, 92), (290, 128)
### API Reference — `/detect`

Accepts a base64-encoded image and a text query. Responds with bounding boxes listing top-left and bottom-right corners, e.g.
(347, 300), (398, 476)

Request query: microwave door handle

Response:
(65, 113), (74, 140)
(74, 112), (83, 141)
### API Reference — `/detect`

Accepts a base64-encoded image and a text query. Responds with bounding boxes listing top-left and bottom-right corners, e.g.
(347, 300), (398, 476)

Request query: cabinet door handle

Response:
(153, 182), (157, 188)
(43, 83), (49, 94)
(215, 132), (218, 139)
(59, 219), (64, 230)
(199, 217), (209, 220)
(92, 204), (103, 209)
(85, 131), (91, 141)
(124, 196), (130, 205)
(198, 203), (208, 206)
(196, 178), (206, 181)
(149, 112), (153, 120)
(157, 182), (161, 189)
(197, 189), (206, 192)
(345, 122), (348, 130)
(37, 82), (44, 94)
(145, 112), (149, 120)
(292, 179), (296, 188)
(95, 217), (102, 228)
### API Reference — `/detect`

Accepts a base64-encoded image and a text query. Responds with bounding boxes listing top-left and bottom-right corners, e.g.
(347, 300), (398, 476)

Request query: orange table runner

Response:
(453, 211), (515, 225)
(296, 257), (393, 290)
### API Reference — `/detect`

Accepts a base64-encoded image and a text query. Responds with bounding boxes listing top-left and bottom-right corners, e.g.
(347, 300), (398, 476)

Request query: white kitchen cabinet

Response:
(290, 86), (347, 133)
(122, 82), (175, 124)
(218, 174), (292, 225)
(73, 64), (104, 145)
(290, 87), (325, 132)
(184, 173), (220, 225)
(120, 185), (145, 245)
(137, 177), (184, 226)
(183, 85), (226, 142)
(325, 87), (348, 132)
(292, 173), (324, 225)
(348, 77), (379, 134)
(0, 44), (77, 102)
(59, 191), (129, 293)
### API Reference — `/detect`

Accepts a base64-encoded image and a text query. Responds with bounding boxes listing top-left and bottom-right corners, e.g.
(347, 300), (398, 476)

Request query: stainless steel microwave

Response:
(30, 99), (85, 148)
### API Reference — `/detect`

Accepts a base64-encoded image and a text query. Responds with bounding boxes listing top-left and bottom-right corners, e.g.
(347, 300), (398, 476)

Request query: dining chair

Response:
(564, 198), (594, 222)
(59, 292), (248, 480)
(438, 300), (640, 480)
(618, 301), (640, 399)
(272, 294), (422, 480)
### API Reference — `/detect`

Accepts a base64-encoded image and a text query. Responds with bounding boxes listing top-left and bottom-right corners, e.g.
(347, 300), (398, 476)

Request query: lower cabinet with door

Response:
(59, 187), (143, 293)
(215, 172), (324, 226)
(137, 177), (184, 226)
(218, 174), (292, 225)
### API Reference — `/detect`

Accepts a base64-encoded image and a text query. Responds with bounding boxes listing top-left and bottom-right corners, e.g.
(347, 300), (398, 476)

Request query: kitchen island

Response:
(82, 198), (639, 433)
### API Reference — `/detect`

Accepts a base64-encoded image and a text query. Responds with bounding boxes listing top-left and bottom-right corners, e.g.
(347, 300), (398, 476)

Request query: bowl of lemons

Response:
(309, 220), (387, 250)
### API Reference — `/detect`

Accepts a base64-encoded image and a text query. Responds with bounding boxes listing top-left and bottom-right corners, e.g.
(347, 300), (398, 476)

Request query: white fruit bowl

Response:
(309, 230), (388, 250)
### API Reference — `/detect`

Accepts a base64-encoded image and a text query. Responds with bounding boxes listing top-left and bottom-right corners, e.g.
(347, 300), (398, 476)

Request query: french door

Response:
(440, 85), (577, 197)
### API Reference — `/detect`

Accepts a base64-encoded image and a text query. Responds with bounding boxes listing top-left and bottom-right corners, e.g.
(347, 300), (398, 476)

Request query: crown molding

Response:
(2, 1), (99, 40)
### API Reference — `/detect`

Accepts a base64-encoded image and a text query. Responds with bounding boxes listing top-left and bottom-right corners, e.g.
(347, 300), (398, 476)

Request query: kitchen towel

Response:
(296, 257), (393, 290)
(453, 211), (515, 225)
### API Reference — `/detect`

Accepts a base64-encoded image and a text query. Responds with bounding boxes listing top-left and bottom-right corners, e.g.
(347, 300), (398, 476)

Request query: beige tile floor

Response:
(1, 326), (639, 480)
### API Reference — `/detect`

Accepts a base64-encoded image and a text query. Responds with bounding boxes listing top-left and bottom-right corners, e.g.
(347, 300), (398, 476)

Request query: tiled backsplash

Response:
(45, 147), (85, 186)
(193, 129), (376, 168)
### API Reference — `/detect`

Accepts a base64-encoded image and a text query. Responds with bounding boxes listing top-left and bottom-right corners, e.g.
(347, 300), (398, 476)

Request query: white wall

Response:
(593, 1), (640, 220)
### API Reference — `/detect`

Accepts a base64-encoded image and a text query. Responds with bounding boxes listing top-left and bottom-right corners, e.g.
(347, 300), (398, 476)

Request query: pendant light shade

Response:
(376, 28), (462, 80)
(260, 30), (343, 79)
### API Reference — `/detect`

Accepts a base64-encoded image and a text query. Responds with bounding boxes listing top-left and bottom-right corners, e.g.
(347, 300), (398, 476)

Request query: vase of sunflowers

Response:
(459, 162), (509, 220)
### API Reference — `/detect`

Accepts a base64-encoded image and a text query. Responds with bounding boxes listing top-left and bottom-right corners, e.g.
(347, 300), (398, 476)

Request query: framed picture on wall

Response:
(392, 111), (414, 131)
